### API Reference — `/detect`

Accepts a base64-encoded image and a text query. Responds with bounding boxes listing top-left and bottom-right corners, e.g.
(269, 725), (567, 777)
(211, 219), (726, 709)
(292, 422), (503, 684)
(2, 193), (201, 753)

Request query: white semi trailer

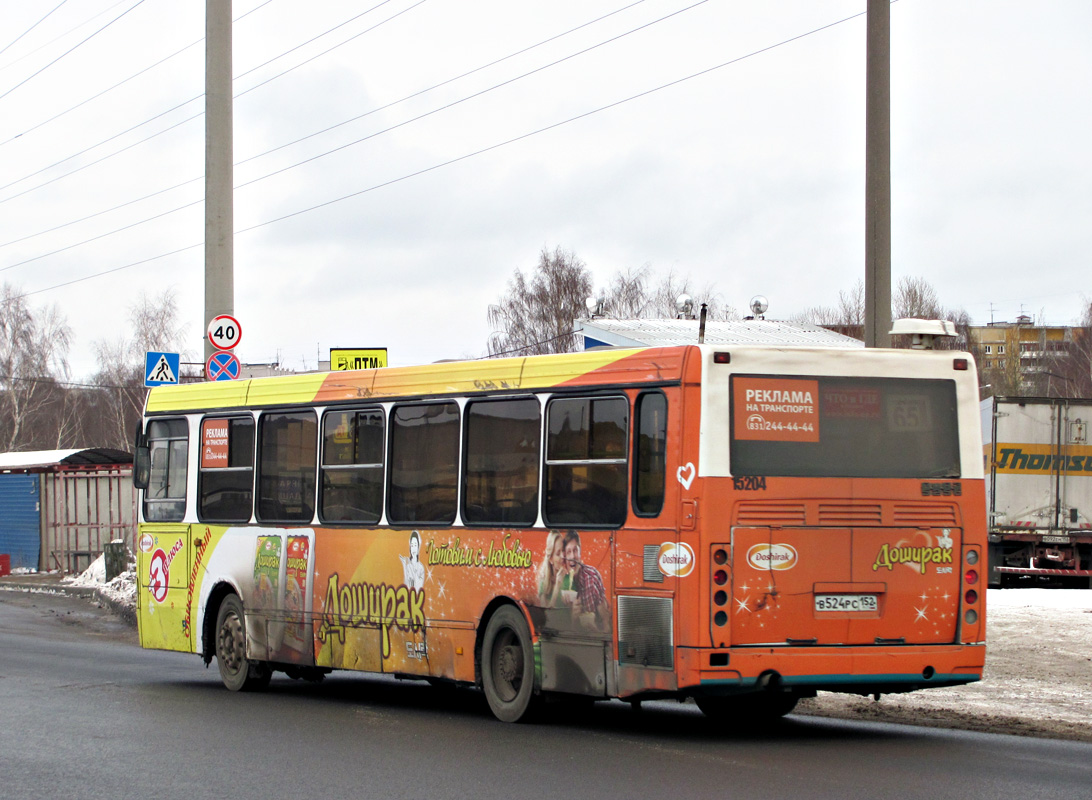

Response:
(981, 396), (1092, 587)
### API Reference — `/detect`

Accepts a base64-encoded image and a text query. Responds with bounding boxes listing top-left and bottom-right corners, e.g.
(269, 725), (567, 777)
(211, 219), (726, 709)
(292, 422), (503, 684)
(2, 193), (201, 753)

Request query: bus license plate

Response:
(815, 594), (878, 612)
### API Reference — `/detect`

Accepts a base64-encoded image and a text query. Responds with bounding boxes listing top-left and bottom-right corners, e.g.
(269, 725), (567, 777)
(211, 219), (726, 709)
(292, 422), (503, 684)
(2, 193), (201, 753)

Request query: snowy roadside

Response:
(798, 589), (1092, 742)
(12, 558), (1092, 742)
(60, 555), (137, 608)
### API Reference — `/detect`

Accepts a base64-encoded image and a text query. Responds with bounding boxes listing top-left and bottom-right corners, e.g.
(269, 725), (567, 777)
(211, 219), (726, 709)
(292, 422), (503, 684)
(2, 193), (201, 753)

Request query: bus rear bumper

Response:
(682, 644), (985, 697)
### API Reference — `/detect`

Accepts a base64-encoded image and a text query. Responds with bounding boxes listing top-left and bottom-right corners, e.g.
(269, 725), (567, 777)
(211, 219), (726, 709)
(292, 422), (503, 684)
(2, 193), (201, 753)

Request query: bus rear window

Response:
(730, 376), (960, 478)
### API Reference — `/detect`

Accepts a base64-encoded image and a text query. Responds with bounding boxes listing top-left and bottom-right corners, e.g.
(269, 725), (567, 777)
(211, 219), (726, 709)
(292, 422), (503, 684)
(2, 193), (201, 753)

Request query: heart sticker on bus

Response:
(676, 462), (695, 490)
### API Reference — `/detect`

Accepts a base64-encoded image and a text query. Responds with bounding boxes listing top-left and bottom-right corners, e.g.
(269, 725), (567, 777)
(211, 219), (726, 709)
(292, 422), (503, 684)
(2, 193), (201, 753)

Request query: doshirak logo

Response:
(658, 542), (695, 577)
(746, 543), (798, 571)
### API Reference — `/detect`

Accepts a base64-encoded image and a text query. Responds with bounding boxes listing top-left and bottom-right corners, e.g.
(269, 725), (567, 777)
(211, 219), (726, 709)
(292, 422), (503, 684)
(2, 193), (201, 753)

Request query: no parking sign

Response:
(206, 351), (241, 381)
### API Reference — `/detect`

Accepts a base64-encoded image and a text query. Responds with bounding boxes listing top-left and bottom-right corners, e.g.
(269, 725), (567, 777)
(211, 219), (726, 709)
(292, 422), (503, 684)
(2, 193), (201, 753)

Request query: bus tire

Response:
(215, 594), (271, 692)
(481, 605), (539, 723)
(696, 693), (798, 722)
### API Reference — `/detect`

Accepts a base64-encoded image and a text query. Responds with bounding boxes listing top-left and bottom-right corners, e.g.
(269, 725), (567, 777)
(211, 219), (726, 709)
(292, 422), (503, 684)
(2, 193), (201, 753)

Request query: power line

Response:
(234, 0), (652, 168)
(0, 1), (70, 60)
(0, 0), (421, 202)
(234, 0), (711, 190)
(235, 0), (395, 83)
(0, 39), (202, 150)
(235, 0), (428, 99)
(1, 0), (696, 265)
(22, 243), (202, 297)
(484, 330), (579, 359)
(0, 0), (276, 149)
(0, 373), (137, 391)
(16, 8), (868, 299)
(0, 0), (131, 74)
(0, 0), (148, 104)
(0, 0), (651, 249)
(0, 176), (202, 252)
(0, 197), (203, 273)
(0, 107), (201, 203)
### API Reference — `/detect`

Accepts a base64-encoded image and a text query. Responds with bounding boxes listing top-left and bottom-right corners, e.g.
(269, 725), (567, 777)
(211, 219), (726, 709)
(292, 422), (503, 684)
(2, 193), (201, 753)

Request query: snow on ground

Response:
(986, 588), (1092, 609)
(798, 588), (1092, 742)
(63, 554), (137, 607)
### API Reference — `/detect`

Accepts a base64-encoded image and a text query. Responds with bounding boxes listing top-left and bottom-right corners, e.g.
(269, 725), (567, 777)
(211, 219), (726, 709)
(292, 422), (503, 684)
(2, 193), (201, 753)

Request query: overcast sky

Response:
(1, 0), (1089, 379)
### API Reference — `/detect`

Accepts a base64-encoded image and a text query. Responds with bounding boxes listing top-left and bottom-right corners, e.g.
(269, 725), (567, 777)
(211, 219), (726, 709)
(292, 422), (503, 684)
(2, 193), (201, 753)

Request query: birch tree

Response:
(0, 285), (71, 451)
(93, 289), (187, 450)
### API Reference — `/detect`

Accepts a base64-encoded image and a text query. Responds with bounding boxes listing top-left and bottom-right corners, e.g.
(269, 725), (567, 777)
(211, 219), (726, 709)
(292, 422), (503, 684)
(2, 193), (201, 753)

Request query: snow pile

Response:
(65, 553), (137, 607)
(987, 588), (1092, 609)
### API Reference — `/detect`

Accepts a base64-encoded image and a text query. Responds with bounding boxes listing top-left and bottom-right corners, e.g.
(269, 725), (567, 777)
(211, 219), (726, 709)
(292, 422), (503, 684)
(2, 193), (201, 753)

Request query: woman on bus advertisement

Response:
(536, 531), (570, 608)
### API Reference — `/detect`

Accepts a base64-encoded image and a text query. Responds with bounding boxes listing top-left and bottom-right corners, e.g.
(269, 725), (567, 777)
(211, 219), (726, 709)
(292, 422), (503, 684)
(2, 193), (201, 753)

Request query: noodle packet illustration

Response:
(281, 535), (312, 656)
(253, 535), (284, 652)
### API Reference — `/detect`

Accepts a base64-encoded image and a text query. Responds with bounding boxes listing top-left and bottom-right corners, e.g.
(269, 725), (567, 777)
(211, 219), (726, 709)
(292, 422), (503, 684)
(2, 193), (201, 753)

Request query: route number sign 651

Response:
(207, 314), (242, 350)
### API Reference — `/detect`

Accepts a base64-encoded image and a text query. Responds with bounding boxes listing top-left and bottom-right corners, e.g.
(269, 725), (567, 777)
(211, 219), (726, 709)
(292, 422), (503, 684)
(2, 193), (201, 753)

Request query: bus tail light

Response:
(965, 569), (978, 585)
(713, 569), (728, 586)
(965, 589), (978, 605)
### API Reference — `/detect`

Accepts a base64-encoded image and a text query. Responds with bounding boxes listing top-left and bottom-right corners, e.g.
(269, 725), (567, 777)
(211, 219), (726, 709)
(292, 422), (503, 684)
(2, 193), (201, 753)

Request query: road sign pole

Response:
(204, 0), (234, 362)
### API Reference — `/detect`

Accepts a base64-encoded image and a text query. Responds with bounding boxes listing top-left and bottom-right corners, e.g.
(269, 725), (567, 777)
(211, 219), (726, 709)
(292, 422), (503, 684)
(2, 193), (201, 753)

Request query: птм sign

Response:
(330, 348), (387, 371)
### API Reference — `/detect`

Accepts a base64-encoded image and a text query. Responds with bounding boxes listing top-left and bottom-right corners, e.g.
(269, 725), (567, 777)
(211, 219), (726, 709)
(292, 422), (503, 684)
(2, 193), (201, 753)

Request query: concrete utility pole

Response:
(864, 0), (891, 348)
(204, 0), (233, 361)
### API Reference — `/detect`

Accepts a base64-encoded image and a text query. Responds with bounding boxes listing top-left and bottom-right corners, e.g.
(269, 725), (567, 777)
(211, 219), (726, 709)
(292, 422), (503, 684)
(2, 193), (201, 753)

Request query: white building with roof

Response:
(575, 318), (863, 350)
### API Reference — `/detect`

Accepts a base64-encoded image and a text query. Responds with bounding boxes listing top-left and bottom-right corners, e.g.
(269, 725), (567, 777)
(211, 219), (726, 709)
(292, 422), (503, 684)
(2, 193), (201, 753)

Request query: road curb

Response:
(0, 578), (137, 627)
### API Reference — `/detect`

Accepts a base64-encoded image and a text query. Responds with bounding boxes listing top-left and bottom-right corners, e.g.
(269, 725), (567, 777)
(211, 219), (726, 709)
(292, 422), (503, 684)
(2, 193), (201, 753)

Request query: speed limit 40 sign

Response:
(207, 314), (242, 350)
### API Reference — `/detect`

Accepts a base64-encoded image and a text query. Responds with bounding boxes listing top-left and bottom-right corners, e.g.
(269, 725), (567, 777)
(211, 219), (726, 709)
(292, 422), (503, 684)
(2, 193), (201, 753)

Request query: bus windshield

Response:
(730, 375), (961, 478)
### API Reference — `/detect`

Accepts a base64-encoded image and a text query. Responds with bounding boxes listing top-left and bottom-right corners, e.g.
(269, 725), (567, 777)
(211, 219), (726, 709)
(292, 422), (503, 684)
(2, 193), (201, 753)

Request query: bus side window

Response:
(144, 418), (188, 522)
(198, 416), (255, 523)
(633, 392), (667, 516)
(388, 402), (459, 525)
(257, 410), (317, 523)
(544, 395), (628, 527)
(463, 397), (540, 526)
(320, 407), (384, 523)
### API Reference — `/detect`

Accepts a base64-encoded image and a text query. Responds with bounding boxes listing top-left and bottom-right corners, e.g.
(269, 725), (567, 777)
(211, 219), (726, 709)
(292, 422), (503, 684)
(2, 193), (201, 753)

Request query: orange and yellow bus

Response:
(133, 343), (985, 722)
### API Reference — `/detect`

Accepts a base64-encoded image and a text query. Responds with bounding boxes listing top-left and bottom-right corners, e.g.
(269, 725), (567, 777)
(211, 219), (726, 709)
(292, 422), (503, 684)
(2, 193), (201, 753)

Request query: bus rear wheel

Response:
(215, 594), (271, 692)
(696, 692), (798, 722)
(481, 605), (540, 723)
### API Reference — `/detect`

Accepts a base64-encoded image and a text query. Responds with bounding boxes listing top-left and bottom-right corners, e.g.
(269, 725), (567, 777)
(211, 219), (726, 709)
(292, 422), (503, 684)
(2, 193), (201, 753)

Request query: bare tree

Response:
(837, 280), (866, 327)
(487, 247), (593, 357)
(1035, 300), (1092, 398)
(487, 249), (740, 356)
(793, 279), (865, 336)
(601, 266), (735, 321)
(893, 276), (945, 320)
(0, 285), (72, 452)
(93, 289), (187, 450)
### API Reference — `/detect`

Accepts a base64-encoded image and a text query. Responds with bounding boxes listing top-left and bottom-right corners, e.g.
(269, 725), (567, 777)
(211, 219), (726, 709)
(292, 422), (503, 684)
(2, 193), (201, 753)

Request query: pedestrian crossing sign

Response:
(145, 351), (181, 387)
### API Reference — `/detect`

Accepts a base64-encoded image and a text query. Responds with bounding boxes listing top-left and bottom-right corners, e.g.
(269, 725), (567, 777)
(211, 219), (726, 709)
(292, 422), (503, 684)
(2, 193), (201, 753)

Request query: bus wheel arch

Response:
(212, 591), (271, 692)
(477, 600), (541, 723)
(202, 581), (237, 665)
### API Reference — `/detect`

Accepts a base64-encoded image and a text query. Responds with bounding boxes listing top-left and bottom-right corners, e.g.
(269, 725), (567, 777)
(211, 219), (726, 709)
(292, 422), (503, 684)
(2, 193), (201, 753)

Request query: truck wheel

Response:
(481, 605), (540, 722)
(215, 594), (271, 692)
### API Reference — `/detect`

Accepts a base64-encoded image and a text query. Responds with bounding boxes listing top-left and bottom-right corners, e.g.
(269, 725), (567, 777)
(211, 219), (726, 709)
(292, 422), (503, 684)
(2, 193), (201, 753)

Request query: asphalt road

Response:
(2, 588), (1091, 800)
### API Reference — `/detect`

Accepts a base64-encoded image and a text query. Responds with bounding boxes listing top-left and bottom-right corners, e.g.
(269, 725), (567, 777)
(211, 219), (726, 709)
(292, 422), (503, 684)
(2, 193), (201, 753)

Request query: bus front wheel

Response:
(215, 594), (271, 692)
(481, 605), (540, 723)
